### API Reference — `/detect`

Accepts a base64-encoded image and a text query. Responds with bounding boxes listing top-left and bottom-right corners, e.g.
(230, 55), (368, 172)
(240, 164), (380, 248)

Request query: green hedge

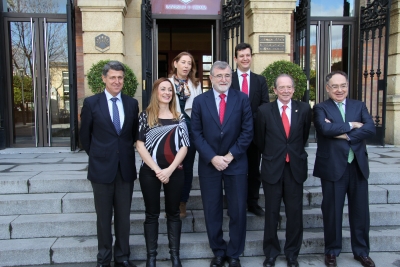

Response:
(261, 60), (307, 101)
(87, 60), (138, 97)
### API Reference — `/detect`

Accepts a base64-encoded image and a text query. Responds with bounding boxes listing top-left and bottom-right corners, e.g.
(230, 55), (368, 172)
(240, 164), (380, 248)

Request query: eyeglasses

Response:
(276, 85), (294, 92)
(327, 83), (348, 90)
(212, 74), (231, 80)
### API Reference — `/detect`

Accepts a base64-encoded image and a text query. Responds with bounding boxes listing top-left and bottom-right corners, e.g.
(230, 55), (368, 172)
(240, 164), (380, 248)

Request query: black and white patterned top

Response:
(137, 112), (190, 170)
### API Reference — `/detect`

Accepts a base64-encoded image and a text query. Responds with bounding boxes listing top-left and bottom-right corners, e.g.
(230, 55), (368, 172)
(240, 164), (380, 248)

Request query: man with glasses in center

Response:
(191, 61), (253, 267)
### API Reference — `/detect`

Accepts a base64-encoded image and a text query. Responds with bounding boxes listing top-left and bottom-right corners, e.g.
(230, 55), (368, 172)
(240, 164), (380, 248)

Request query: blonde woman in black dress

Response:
(136, 77), (189, 267)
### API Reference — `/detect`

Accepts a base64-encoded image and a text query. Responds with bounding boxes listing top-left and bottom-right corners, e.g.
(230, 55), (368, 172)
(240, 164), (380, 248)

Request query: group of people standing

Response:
(80, 42), (376, 267)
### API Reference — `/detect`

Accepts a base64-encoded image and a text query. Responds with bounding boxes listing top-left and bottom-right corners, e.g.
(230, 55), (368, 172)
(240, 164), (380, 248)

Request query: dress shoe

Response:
(263, 257), (276, 267)
(228, 258), (241, 267)
(354, 255), (376, 267)
(286, 258), (299, 267)
(96, 264), (110, 267)
(210, 256), (226, 267)
(324, 254), (337, 267)
(248, 204), (265, 216)
(114, 260), (137, 267)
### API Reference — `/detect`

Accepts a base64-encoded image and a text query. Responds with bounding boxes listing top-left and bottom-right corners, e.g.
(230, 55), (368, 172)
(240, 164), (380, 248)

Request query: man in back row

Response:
(232, 43), (270, 217)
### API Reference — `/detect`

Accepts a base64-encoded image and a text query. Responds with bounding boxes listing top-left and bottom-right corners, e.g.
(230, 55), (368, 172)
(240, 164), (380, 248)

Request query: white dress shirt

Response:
(277, 99), (292, 125)
(237, 69), (251, 95)
(213, 89), (229, 114)
(104, 89), (125, 127)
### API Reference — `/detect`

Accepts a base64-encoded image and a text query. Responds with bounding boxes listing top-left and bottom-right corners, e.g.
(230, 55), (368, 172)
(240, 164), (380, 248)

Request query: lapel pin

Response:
(295, 110), (298, 112)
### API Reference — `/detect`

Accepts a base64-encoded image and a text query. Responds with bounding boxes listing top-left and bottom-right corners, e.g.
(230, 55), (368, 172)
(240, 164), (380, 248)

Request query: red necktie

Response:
(282, 105), (290, 162)
(241, 73), (248, 95)
(219, 94), (226, 124)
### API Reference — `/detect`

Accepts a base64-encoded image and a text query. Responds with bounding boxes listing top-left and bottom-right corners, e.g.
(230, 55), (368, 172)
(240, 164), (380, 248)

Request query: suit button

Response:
(116, 150), (119, 154)
(221, 132), (223, 135)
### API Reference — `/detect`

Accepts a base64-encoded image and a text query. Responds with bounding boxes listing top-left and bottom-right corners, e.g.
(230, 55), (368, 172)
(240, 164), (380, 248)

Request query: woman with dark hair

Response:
(168, 52), (202, 218)
(136, 77), (189, 267)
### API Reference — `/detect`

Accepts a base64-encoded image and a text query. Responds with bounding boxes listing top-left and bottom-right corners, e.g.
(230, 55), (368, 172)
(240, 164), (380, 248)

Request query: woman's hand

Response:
(155, 167), (174, 184)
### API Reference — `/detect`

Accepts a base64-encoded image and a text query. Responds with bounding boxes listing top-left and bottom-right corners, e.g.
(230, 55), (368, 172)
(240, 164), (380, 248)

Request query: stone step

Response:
(1, 184), (398, 216)
(4, 204), (400, 240)
(1, 169), (400, 194)
(1, 226), (399, 266)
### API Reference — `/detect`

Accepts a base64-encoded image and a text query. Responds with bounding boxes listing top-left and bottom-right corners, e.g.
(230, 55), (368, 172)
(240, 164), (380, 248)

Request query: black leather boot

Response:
(167, 220), (182, 267)
(144, 222), (158, 267)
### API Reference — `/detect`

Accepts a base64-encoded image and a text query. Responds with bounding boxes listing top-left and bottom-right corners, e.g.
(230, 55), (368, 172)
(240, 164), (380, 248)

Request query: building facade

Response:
(0, 0), (399, 150)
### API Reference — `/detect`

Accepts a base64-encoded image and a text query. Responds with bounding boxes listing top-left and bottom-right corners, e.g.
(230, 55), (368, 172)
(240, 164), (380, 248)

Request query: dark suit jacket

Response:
(80, 92), (139, 183)
(191, 88), (253, 177)
(231, 71), (269, 124)
(255, 100), (311, 184)
(313, 98), (376, 181)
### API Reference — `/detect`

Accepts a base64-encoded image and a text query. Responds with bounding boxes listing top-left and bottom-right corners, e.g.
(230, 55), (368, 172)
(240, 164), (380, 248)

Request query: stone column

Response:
(77, 0), (128, 98)
(387, 0), (400, 145)
(244, 0), (297, 74)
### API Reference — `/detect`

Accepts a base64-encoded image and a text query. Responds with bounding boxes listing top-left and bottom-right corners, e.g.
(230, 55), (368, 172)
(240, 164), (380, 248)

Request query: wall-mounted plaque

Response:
(259, 35), (285, 53)
(95, 34), (110, 53)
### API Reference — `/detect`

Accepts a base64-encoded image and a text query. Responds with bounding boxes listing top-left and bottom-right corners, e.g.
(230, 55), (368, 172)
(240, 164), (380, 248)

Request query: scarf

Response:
(174, 76), (191, 101)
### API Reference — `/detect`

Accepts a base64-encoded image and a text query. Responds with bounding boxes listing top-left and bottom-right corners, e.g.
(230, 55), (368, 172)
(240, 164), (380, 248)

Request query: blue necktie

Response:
(111, 97), (121, 135)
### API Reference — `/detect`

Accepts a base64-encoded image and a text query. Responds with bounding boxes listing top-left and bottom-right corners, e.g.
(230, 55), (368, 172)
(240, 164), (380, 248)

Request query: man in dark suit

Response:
(232, 42), (270, 216)
(313, 71), (376, 267)
(191, 61), (253, 267)
(255, 74), (311, 267)
(80, 61), (139, 267)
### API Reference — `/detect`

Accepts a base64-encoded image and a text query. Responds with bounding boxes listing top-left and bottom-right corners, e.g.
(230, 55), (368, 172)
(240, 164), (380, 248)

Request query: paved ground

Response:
(1, 145), (400, 266)
(16, 252), (400, 267)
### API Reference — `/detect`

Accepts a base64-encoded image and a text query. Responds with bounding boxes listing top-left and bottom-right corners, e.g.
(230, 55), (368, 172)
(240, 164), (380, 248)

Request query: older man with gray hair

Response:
(191, 61), (253, 267)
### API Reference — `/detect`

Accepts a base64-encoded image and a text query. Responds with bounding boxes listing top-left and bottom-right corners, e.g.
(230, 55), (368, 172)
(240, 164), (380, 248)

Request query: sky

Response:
(296, 0), (355, 17)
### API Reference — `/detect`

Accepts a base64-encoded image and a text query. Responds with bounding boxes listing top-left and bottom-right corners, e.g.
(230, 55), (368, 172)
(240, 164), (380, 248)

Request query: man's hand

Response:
(350, 122), (364, 129)
(334, 134), (348, 139)
(211, 156), (229, 171)
(223, 152), (234, 164)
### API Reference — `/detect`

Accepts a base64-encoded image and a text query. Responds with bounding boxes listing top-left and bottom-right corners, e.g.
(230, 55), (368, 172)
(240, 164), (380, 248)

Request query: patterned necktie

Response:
(282, 105), (290, 162)
(111, 97), (121, 135)
(338, 102), (354, 163)
(219, 94), (226, 124)
(241, 73), (248, 95)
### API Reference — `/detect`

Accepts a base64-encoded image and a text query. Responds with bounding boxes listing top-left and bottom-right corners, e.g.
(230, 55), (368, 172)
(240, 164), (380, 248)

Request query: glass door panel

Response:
(7, 18), (69, 147)
(10, 20), (37, 146)
(46, 21), (70, 146)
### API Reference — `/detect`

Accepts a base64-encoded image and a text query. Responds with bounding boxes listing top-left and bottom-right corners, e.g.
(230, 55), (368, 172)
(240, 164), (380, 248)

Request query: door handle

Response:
(30, 18), (38, 147)
(43, 18), (51, 146)
(316, 21), (321, 104)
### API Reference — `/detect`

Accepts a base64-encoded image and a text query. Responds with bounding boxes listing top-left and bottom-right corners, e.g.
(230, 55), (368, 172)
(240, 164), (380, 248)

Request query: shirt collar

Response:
(334, 99), (347, 106)
(277, 99), (292, 110)
(213, 88), (229, 99)
(104, 89), (122, 101)
(237, 69), (250, 77)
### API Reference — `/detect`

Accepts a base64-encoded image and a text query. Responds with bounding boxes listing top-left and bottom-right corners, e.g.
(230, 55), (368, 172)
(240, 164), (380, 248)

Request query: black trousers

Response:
(262, 162), (303, 260)
(321, 159), (370, 257)
(91, 167), (134, 264)
(139, 167), (184, 223)
(247, 141), (261, 207)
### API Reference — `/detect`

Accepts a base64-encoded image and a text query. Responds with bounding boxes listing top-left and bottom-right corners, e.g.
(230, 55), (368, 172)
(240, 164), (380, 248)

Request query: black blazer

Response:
(313, 98), (376, 181)
(191, 88), (253, 177)
(255, 100), (311, 184)
(231, 71), (270, 123)
(80, 92), (139, 183)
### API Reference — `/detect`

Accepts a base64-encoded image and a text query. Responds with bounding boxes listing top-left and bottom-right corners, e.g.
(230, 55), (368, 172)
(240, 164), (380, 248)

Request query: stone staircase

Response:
(0, 147), (400, 266)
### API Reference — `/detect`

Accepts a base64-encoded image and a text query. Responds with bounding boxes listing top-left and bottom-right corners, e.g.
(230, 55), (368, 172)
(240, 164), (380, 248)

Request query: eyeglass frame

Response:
(327, 83), (348, 90)
(211, 74), (232, 80)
